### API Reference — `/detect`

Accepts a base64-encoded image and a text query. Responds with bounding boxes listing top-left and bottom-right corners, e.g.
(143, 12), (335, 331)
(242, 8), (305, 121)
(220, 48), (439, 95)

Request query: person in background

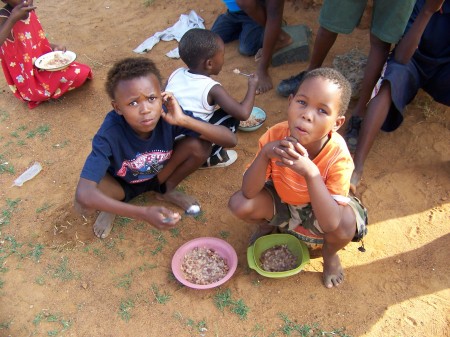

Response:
(166, 28), (258, 168)
(350, 0), (449, 193)
(211, 0), (264, 58)
(0, 0), (92, 109)
(276, 0), (415, 152)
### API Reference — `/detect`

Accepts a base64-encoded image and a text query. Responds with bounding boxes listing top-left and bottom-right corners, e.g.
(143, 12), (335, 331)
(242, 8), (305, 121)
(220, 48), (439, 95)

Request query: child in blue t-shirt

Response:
(75, 57), (237, 238)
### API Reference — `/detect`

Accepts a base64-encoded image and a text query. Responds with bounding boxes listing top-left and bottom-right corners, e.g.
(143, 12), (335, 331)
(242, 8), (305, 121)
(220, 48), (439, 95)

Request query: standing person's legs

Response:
(351, 58), (422, 192)
(344, 0), (416, 151)
(344, 33), (391, 152)
(276, 0), (366, 97)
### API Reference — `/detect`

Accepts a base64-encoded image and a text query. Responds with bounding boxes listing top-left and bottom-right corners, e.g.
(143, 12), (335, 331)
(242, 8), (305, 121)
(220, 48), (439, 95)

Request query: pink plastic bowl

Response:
(171, 237), (238, 290)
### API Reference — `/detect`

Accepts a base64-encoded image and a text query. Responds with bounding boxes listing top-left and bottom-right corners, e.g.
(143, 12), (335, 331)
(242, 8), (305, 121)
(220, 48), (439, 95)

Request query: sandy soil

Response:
(0, 1), (449, 336)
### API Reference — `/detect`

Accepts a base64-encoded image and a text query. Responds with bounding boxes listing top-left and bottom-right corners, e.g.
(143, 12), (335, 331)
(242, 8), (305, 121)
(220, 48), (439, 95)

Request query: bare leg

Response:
(351, 81), (392, 193)
(321, 205), (355, 288)
(228, 189), (275, 243)
(156, 137), (210, 212)
(350, 33), (391, 118)
(307, 26), (338, 71)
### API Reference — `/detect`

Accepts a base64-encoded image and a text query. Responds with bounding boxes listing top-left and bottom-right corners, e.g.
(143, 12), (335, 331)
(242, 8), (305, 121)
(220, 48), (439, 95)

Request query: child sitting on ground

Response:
(228, 68), (368, 288)
(75, 57), (236, 239)
(165, 28), (258, 168)
(0, 0), (92, 109)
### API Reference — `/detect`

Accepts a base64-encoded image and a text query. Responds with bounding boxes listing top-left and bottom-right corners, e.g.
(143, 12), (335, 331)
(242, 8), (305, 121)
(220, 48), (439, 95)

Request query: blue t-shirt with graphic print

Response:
(81, 109), (200, 185)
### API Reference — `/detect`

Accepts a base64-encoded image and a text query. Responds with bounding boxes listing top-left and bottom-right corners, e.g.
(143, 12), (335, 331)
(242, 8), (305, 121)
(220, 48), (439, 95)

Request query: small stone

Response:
(81, 282), (88, 289)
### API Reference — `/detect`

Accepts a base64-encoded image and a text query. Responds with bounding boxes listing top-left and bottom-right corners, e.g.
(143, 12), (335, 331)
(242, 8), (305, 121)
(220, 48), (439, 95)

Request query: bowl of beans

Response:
(172, 237), (238, 289)
(247, 234), (310, 278)
(238, 106), (267, 132)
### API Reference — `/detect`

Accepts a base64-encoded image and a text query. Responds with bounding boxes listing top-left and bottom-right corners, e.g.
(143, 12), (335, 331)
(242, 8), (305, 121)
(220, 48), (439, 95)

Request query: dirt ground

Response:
(0, 0), (449, 336)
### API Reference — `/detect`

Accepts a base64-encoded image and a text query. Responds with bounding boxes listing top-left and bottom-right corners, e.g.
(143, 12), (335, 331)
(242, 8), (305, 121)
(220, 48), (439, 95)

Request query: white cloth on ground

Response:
(133, 10), (205, 58)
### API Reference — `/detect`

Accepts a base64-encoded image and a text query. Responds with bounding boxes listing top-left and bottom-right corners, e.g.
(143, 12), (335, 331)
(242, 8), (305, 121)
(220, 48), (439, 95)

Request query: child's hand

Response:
(160, 91), (186, 126)
(248, 73), (259, 89)
(142, 206), (181, 230)
(274, 137), (319, 178)
(10, 0), (36, 22)
(423, 0), (444, 13)
(51, 43), (67, 53)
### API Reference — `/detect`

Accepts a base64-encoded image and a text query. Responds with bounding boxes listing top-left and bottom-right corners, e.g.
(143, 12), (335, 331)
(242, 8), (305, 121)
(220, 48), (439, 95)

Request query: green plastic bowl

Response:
(247, 234), (310, 278)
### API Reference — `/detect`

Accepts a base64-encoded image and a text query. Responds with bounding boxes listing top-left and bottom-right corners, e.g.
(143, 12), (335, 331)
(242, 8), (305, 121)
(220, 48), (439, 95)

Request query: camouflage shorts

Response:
(264, 181), (368, 246)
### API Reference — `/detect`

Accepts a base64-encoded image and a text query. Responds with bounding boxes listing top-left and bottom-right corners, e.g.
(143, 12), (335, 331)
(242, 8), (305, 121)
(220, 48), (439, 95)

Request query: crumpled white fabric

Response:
(133, 10), (205, 58)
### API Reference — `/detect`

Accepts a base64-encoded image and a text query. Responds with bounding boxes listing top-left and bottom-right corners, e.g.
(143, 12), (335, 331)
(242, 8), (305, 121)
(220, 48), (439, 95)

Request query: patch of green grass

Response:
(219, 230), (230, 239)
(26, 124), (50, 138)
(151, 283), (171, 304)
(118, 298), (135, 322)
(0, 156), (15, 174)
(138, 262), (157, 272)
(52, 140), (69, 149)
(173, 312), (208, 333)
(36, 203), (52, 213)
(230, 299), (249, 320)
(277, 313), (352, 337)
(116, 271), (133, 290)
(0, 279), (4, 288)
(115, 216), (133, 228)
(28, 243), (44, 261)
(144, 0), (155, 7)
(49, 256), (77, 281)
(0, 198), (20, 228)
(0, 110), (9, 122)
(35, 275), (45, 285)
(149, 229), (167, 255)
(169, 227), (180, 237)
(0, 321), (10, 329)
(213, 288), (234, 311)
(214, 288), (250, 320)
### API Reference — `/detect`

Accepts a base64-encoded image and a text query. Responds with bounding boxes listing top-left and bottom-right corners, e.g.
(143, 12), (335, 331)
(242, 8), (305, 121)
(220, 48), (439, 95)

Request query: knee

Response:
(228, 191), (248, 219)
(186, 138), (211, 162)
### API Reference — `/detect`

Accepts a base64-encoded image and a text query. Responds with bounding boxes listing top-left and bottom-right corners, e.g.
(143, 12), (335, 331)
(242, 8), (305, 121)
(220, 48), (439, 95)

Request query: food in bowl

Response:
(259, 244), (299, 272)
(44, 53), (72, 68)
(239, 114), (265, 128)
(181, 247), (230, 285)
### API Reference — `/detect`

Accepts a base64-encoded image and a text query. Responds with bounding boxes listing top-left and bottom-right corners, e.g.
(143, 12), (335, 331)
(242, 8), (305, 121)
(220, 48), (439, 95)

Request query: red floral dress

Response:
(0, 10), (92, 109)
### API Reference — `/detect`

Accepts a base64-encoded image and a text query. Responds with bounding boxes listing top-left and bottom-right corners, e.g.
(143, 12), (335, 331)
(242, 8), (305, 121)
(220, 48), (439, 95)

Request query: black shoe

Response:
(276, 71), (307, 97)
(344, 116), (363, 153)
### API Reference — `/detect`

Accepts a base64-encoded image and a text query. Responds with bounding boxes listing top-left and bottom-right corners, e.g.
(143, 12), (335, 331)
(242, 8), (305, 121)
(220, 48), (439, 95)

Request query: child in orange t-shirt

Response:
(229, 68), (368, 288)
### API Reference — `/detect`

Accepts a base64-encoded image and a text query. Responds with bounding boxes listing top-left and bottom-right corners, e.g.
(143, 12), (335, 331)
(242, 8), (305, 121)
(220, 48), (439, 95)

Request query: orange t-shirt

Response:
(254, 121), (354, 205)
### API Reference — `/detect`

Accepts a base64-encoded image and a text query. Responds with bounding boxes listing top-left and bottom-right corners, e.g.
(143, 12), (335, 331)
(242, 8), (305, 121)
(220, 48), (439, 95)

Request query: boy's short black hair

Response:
(105, 57), (162, 99)
(298, 68), (352, 116)
(179, 28), (222, 69)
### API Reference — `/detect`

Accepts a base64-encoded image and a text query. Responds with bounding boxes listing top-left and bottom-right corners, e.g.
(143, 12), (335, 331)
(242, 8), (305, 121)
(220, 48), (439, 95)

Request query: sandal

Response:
(344, 116), (363, 153)
(199, 149), (238, 169)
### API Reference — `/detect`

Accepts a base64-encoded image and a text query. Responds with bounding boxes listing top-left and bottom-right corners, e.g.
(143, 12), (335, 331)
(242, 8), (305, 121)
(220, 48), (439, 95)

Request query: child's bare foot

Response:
(249, 222), (274, 245)
(156, 190), (201, 215)
(93, 211), (116, 239)
(322, 251), (344, 288)
(350, 169), (362, 195)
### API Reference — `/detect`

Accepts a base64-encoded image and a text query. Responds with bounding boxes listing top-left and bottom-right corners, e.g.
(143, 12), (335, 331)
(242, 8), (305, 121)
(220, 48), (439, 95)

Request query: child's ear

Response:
(205, 58), (213, 70)
(332, 115), (345, 132)
(111, 100), (122, 115)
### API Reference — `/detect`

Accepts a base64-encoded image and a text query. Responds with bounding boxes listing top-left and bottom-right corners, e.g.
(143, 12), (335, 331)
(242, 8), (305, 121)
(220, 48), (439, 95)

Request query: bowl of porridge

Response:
(172, 237), (238, 289)
(247, 234), (310, 278)
(239, 106), (267, 132)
